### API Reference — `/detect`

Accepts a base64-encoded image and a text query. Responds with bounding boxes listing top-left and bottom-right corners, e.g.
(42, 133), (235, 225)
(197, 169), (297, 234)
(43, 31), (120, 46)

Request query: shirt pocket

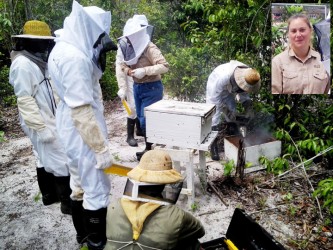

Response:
(311, 71), (328, 94)
(313, 72), (327, 82)
(282, 71), (299, 93)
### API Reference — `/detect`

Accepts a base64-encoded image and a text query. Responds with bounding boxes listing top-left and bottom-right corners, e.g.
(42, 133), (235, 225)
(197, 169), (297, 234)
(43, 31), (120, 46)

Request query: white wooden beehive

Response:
(145, 100), (216, 149)
(224, 135), (282, 167)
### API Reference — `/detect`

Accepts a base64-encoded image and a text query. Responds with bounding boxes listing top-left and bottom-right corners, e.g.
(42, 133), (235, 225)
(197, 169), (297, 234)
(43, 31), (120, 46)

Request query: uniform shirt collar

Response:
(288, 46), (319, 62)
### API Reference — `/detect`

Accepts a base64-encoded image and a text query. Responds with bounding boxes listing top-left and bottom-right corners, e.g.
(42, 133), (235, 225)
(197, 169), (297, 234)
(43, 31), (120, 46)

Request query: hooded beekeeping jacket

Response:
(48, 0), (111, 209)
(9, 51), (69, 177)
(206, 60), (251, 127)
(117, 15), (169, 84)
(105, 198), (205, 250)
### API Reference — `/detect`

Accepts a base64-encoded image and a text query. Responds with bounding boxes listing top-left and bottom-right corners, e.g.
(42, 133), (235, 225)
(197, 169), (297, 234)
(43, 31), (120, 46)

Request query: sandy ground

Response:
(1, 100), (328, 250)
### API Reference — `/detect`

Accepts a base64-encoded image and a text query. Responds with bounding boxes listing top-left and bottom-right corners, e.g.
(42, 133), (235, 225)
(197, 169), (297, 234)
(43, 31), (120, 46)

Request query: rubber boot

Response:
(72, 200), (88, 244)
(126, 118), (138, 147)
(135, 118), (144, 137)
(84, 208), (107, 250)
(210, 139), (220, 161)
(36, 167), (59, 206)
(136, 136), (152, 161)
(54, 176), (72, 215)
(211, 125), (220, 161)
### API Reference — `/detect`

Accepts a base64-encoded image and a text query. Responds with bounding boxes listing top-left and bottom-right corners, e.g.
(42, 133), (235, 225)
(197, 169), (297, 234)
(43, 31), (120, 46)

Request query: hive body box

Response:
(224, 135), (282, 167)
(145, 100), (216, 149)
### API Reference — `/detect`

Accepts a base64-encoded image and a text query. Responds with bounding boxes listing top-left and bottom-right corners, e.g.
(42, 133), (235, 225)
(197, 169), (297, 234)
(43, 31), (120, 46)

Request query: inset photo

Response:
(271, 3), (330, 94)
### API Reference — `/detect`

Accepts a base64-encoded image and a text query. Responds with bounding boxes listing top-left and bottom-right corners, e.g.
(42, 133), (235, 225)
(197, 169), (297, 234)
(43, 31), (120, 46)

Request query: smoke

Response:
(244, 112), (276, 147)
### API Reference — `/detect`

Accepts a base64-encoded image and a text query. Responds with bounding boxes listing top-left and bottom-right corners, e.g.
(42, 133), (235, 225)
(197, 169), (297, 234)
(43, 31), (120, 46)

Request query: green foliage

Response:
(175, 0), (271, 103)
(163, 46), (210, 101)
(34, 192), (41, 202)
(0, 65), (16, 107)
(0, 131), (5, 142)
(100, 54), (118, 101)
(223, 159), (235, 177)
(313, 178), (333, 215)
(272, 96), (333, 162)
(259, 155), (290, 175)
(191, 202), (199, 212)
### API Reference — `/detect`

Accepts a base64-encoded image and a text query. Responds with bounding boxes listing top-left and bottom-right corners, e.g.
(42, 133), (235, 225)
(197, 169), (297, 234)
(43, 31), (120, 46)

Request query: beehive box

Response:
(224, 134), (281, 167)
(145, 100), (216, 149)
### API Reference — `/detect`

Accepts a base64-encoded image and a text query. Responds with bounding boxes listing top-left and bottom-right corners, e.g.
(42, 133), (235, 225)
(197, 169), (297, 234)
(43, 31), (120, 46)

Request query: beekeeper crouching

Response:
(105, 150), (205, 249)
(206, 60), (261, 161)
(48, 1), (117, 249)
(9, 20), (72, 215)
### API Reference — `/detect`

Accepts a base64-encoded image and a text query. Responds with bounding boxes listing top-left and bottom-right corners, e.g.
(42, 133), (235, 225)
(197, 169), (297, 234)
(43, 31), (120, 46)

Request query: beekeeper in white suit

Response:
(9, 20), (72, 216)
(206, 60), (261, 161)
(48, 1), (117, 249)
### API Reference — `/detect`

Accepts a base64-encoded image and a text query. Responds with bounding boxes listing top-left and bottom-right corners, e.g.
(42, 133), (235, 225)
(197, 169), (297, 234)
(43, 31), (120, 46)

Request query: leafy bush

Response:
(0, 65), (15, 107)
(223, 160), (235, 177)
(313, 178), (333, 215)
(163, 46), (210, 102)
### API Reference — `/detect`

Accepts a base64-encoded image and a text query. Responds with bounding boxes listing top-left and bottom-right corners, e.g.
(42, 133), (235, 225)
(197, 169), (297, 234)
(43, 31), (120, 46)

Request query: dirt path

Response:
(0, 100), (332, 249)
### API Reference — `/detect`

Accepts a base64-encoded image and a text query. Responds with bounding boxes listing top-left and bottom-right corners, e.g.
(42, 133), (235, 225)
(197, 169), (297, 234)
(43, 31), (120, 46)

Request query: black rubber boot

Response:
(84, 208), (107, 250)
(36, 167), (59, 206)
(135, 118), (144, 137)
(210, 139), (220, 161)
(126, 118), (138, 147)
(72, 200), (88, 244)
(136, 137), (152, 161)
(54, 176), (72, 215)
(211, 125), (220, 161)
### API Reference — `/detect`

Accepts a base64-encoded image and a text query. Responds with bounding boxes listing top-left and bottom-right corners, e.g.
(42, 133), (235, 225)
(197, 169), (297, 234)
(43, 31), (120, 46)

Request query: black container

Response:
(201, 208), (286, 250)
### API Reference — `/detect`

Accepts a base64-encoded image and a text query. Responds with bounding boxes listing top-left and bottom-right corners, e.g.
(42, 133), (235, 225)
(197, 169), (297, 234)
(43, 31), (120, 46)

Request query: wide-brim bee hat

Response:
(12, 20), (55, 40)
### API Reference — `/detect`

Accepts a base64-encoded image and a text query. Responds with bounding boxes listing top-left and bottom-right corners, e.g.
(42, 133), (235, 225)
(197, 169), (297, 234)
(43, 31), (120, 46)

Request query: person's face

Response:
(288, 18), (312, 51)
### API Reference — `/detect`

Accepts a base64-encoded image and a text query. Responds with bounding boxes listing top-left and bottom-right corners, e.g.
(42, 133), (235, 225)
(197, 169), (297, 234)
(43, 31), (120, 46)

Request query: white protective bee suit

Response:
(116, 48), (136, 119)
(10, 54), (70, 177)
(206, 60), (252, 127)
(48, 0), (112, 210)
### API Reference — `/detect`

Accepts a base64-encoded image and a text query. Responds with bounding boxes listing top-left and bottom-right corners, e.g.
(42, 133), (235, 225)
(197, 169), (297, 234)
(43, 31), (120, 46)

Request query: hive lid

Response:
(145, 100), (215, 117)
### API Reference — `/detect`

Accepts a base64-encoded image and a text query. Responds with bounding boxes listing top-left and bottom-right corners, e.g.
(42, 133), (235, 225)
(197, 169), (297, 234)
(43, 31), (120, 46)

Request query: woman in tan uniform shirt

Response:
(272, 14), (330, 94)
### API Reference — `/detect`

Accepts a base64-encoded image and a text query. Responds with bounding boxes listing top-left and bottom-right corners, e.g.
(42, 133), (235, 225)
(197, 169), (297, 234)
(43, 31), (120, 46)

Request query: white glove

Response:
(95, 147), (114, 169)
(131, 68), (146, 79)
(117, 88), (126, 101)
(37, 127), (56, 143)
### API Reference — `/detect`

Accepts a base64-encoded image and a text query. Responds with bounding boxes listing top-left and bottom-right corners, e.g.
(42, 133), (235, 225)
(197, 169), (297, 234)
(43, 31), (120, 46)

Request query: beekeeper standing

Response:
(105, 150), (205, 249)
(115, 42), (143, 147)
(9, 20), (72, 215)
(117, 14), (169, 161)
(206, 60), (261, 161)
(48, 1), (117, 249)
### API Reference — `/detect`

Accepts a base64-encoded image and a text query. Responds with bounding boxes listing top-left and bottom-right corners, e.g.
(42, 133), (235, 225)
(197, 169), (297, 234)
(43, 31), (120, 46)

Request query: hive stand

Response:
(145, 100), (217, 208)
(153, 131), (217, 208)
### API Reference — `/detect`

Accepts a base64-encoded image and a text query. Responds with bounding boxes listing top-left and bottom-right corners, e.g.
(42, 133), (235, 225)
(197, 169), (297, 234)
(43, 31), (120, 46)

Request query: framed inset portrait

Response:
(271, 3), (330, 94)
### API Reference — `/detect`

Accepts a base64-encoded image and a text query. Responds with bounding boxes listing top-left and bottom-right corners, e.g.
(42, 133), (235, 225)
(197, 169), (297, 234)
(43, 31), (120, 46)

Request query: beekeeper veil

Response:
(118, 14), (154, 65)
(123, 150), (183, 205)
(58, 1), (116, 70)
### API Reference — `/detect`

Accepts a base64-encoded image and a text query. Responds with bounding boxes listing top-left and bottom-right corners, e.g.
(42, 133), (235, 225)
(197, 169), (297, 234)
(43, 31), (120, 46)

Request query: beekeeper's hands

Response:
(95, 147), (114, 170)
(117, 88), (126, 101)
(222, 106), (236, 122)
(243, 100), (254, 119)
(37, 127), (56, 143)
(131, 68), (146, 79)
